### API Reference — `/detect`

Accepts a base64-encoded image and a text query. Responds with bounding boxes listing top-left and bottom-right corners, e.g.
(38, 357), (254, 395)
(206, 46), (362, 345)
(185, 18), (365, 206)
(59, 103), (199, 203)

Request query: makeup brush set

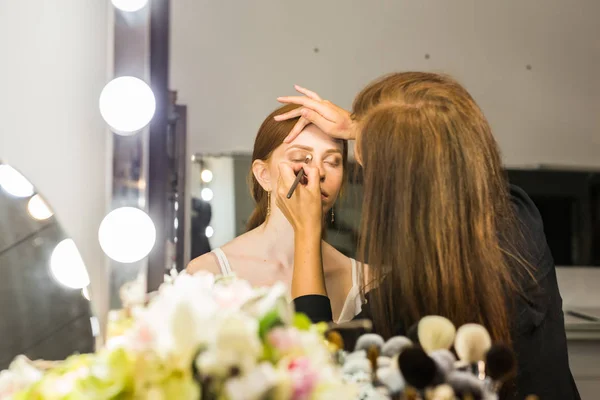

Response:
(327, 316), (534, 400)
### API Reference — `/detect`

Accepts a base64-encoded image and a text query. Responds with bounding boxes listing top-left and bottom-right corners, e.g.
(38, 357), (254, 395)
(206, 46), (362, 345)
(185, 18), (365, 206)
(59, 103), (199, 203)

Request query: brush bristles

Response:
(425, 384), (455, 400)
(454, 324), (492, 364)
(398, 347), (437, 390)
(355, 333), (385, 352)
(446, 371), (484, 400)
(407, 323), (420, 346)
(430, 349), (456, 385)
(418, 316), (456, 353)
(382, 336), (413, 357)
(485, 344), (516, 382)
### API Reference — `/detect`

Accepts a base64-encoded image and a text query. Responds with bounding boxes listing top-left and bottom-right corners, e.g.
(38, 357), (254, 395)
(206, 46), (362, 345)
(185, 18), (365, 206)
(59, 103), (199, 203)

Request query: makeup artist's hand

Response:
(276, 162), (327, 299)
(276, 162), (322, 236)
(275, 85), (357, 143)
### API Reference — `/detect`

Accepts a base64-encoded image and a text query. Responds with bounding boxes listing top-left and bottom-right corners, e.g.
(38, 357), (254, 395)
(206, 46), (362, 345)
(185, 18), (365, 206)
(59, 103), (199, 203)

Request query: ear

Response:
(252, 159), (273, 192)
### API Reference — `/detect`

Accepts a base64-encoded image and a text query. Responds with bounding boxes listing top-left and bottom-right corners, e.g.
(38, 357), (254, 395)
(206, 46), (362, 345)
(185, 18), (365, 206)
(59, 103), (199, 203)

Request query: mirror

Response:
(188, 153), (362, 261)
(0, 162), (96, 369)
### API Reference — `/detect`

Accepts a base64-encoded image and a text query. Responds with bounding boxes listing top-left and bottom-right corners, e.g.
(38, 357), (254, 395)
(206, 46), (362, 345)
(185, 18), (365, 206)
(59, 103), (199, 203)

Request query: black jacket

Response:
(294, 185), (580, 400)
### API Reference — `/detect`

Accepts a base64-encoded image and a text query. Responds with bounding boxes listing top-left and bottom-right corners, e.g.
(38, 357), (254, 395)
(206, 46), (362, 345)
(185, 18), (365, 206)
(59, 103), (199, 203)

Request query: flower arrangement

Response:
(0, 271), (527, 400)
(0, 272), (356, 399)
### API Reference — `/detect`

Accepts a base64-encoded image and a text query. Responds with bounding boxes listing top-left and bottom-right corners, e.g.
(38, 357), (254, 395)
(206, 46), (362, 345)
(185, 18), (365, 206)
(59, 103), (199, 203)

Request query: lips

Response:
(320, 191), (329, 200)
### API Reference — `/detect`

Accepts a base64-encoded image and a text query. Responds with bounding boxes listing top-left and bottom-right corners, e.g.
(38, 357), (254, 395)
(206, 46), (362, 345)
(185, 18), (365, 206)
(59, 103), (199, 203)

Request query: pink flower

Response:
(212, 281), (254, 309)
(268, 328), (301, 354)
(287, 357), (318, 400)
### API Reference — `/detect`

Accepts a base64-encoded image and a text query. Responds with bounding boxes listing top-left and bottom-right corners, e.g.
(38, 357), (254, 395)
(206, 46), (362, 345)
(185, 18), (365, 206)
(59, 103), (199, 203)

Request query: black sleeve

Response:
(293, 295), (334, 323)
(508, 184), (581, 400)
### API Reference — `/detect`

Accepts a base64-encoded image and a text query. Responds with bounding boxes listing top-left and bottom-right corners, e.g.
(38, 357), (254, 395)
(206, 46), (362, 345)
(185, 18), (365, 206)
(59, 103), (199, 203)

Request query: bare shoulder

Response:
(186, 252), (221, 275)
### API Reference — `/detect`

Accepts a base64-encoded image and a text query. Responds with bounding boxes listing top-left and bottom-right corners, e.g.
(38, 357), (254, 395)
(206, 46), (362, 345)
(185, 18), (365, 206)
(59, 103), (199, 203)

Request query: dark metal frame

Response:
(146, 0), (171, 291)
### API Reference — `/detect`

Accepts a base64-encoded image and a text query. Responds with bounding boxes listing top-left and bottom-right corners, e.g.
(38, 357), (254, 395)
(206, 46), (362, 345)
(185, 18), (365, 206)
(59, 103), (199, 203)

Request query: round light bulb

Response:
(205, 226), (214, 238)
(111, 0), (148, 12)
(50, 239), (90, 289)
(28, 194), (54, 220)
(201, 188), (214, 201)
(201, 169), (213, 183)
(98, 207), (156, 263)
(0, 165), (34, 198)
(99, 76), (156, 135)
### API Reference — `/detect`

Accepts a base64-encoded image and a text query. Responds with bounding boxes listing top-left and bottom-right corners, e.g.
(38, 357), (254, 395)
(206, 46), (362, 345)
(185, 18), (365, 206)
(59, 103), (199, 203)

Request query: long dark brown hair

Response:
(353, 72), (525, 345)
(247, 104), (348, 231)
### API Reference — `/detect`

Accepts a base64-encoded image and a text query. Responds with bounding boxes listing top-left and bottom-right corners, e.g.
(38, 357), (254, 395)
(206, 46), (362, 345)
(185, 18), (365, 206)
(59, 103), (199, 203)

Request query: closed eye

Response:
(324, 156), (342, 167)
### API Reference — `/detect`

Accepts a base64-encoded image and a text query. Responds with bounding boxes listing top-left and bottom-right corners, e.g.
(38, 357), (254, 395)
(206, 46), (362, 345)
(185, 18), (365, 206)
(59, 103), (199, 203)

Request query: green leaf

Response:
(258, 310), (283, 339)
(292, 313), (312, 331)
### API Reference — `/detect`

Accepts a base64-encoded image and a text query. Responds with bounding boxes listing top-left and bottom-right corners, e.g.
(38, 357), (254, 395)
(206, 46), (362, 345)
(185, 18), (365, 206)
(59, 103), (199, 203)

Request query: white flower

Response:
(196, 313), (263, 377)
(119, 273), (147, 309)
(0, 356), (43, 398)
(135, 271), (220, 366)
(241, 282), (292, 322)
(225, 362), (281, 400)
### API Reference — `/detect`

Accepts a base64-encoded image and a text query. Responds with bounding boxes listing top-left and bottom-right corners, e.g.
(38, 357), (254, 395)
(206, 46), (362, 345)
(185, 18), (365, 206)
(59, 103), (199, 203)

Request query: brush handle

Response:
(286, 168), (305, 198)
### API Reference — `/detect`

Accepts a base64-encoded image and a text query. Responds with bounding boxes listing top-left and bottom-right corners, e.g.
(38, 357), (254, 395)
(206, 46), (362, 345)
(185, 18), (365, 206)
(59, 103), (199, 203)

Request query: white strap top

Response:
(211, 248), (363, 323)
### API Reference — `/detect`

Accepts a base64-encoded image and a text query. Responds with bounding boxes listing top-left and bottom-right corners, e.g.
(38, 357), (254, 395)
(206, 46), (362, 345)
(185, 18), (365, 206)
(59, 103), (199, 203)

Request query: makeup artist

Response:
(274, 72), (579, 399)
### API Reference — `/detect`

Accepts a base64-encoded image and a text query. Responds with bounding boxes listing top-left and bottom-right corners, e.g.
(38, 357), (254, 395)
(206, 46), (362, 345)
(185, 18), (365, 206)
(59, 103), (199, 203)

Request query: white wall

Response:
(0, 1), (110, 324)
(171, 0), (600, 168)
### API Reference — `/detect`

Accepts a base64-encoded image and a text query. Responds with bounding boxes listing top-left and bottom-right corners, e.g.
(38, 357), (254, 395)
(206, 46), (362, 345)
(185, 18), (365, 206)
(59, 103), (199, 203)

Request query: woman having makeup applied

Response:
(275, 73), (579, 399)
(187, 104), (365, 323)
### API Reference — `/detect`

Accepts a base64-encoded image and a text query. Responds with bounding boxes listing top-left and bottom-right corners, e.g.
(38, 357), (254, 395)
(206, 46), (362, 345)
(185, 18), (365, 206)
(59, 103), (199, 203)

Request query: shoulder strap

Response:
(212, 248), (233, 276)
(350, 258), (358, 287)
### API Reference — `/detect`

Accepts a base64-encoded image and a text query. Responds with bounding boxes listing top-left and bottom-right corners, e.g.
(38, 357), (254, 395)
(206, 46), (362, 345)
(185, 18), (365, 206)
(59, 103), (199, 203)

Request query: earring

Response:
(331, 208), (335, 223)
(267, 191), (271, 217)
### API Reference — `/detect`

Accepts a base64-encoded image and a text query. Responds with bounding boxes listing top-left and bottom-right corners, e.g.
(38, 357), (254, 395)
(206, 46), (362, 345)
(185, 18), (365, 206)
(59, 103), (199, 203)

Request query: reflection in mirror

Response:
(0, 162), (96, 369)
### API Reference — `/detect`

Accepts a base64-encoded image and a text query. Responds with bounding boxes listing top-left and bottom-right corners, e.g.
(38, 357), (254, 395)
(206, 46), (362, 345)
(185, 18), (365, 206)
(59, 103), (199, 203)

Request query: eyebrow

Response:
(286, 145), (342, 155)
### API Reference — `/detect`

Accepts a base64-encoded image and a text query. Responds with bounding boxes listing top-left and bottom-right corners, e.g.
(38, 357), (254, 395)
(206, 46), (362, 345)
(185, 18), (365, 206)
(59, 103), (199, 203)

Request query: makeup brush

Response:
(377, 356), (392, 368)
(355, 333), (385, 352)
(397, 346), (438, 391)
(345, 350), (367, 362)
(407, 322), (421, 346)
(418, 316), (456, 353)
(446, 371), (485, 400)
(327, 319), (373, 332)
(454, 324), (492, 371)
(325, 330), (344, 352)
(342, 356), (372, 375)
(376, 364), (405, 395)
(429, 349), (456, 385)
(286, 154), (312, 198)
(367, 344), (380, 375)
(425, 384), (455, 400)
(382, 336), (413, 357)
(485, 344), (516, 391)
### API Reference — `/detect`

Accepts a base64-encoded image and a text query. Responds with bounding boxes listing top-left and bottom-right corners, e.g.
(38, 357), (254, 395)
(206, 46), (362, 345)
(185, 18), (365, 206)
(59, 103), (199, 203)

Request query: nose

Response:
(305, 157), (326, 182)
(317, 162), (326, 182)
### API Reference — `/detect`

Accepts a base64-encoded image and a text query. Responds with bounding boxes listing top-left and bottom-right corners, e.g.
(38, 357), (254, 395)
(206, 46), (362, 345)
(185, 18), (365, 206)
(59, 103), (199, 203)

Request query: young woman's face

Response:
(269, 124), (344, 213)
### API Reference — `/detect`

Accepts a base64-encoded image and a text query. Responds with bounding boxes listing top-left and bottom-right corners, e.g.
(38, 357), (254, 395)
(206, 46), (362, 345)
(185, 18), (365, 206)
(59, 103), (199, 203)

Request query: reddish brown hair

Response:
(354, 72), (524, 345)
(247, 104), (348, 230)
